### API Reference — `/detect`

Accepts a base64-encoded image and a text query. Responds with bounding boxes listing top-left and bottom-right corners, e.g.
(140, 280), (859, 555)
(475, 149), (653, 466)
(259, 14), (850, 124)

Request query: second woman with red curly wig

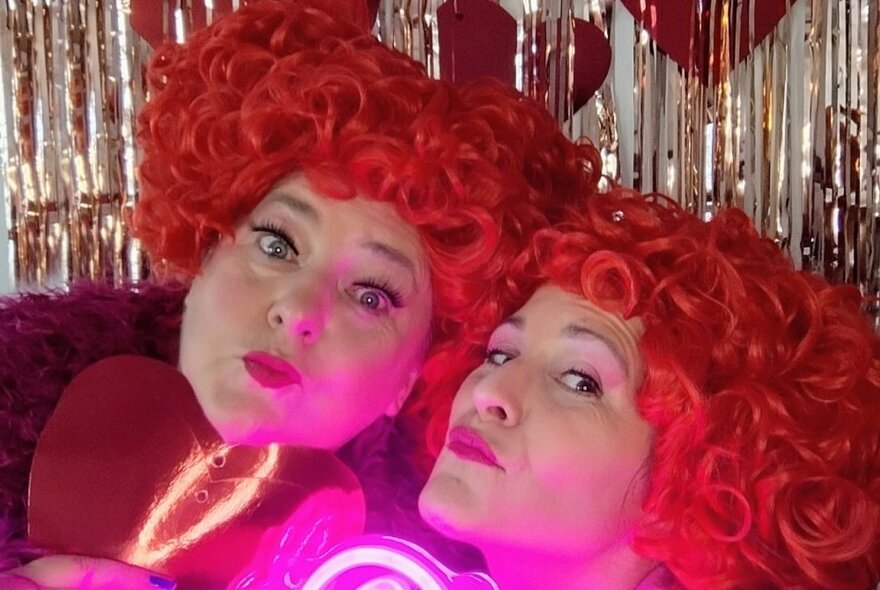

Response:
(419, 192), (880, 589)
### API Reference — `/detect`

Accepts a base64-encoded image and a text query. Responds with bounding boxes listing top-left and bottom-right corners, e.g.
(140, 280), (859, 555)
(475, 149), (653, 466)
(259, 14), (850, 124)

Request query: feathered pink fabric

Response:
(0, 281), (186, 569)
(0, 281), (481, 573)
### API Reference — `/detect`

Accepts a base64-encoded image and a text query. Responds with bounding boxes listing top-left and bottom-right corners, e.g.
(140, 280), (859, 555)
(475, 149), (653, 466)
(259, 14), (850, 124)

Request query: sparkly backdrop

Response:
(2, 0), (878, 311)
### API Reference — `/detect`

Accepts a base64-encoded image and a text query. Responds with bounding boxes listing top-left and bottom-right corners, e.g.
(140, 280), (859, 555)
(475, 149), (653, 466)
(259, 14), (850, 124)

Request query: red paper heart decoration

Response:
(531, 17), (612, 115)
(437, 0), (611, 114)
(28, 355), (365, 590)
(130, 0), (375, 48)
(437, 0), (517, 87)
(130, 0), (232, 47)
(619, 0), (797, 83)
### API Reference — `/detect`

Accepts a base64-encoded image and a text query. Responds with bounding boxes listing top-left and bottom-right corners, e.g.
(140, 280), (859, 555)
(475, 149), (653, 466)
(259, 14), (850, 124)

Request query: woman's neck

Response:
(481, 542), (655, 590)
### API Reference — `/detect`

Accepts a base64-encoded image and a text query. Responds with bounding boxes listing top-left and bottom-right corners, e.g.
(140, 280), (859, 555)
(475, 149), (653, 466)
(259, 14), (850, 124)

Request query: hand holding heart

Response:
(1, 555), (174, 590)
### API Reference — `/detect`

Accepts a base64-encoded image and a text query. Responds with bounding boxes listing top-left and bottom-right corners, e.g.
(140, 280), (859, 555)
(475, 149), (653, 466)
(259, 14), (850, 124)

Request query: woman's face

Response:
(419, 284), (653, 561)
(178, 173), (433, 449)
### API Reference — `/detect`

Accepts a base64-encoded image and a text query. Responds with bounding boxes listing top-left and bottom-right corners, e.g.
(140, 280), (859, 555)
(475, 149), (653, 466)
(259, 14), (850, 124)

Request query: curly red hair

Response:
(426, 191), (880, 588)
(133, 0), (599, 424)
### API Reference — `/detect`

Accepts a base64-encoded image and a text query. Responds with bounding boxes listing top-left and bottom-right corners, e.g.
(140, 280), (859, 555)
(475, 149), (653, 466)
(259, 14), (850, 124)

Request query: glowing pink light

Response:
(299, 535), (499, 590)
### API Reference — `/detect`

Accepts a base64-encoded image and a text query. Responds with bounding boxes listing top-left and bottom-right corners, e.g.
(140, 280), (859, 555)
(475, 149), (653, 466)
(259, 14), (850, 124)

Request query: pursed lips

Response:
(446, 426), (503, 470)
(242, 351), (302, 390)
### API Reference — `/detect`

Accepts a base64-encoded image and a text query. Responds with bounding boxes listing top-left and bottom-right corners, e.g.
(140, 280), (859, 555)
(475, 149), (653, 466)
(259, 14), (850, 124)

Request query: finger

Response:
(0, 572), (39, 590)
(10, 555), (176, 590)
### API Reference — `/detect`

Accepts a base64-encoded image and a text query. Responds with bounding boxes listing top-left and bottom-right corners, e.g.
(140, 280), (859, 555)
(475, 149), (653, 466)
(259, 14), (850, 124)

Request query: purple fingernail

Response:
(149, 575), (177, 589)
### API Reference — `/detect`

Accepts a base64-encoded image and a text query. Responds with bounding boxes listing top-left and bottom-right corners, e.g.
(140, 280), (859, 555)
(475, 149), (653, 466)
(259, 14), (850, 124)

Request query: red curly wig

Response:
(133, 0), (600, 420)
(425, 191), (880, 588)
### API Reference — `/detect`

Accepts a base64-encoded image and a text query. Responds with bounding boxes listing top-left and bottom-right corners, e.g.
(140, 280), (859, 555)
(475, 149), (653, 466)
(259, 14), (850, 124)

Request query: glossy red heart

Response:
(28, 355), (365, 590)
(619, 0), (797, 83)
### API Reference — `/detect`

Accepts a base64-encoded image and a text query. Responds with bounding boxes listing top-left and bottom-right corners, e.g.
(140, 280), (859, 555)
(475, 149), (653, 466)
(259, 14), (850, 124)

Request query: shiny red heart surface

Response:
(620, 0), (797, 82)
(28, 355), (365, 590)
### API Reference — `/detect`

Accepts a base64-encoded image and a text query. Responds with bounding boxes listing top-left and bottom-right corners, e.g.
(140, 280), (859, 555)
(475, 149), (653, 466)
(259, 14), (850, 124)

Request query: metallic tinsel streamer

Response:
(377, 0), (880, 304)
(1, 0), (146, 289)
(375, 0), (441, 80)
(2, 0), (879, 305)
(615, 0), (880, 305)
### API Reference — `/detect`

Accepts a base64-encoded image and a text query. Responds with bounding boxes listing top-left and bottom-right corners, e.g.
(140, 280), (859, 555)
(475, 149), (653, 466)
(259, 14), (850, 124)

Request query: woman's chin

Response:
(418, 482), (479, 544)
(209, 416), (272, 446)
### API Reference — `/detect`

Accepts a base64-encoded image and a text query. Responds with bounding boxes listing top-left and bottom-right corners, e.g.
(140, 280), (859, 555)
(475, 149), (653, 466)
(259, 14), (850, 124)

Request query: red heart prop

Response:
(28, 355), (365, 590)
(619, 0), (797, 83)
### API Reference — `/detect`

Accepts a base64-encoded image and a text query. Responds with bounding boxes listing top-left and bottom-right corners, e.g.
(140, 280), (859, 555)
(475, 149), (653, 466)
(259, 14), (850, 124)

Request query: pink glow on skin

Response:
(419, 285), (658, 590)
(178, 173), (433, 449)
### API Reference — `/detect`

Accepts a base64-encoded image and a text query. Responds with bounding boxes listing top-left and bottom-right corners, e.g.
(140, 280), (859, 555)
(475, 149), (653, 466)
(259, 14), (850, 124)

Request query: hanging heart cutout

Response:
(619, 0), (798, 83)
(437, 0), (611, 113)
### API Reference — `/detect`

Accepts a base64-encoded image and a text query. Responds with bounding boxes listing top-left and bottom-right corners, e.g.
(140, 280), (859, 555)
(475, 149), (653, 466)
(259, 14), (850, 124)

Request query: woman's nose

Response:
(471, 365), (524, 426)
(267, 280), (329, 344)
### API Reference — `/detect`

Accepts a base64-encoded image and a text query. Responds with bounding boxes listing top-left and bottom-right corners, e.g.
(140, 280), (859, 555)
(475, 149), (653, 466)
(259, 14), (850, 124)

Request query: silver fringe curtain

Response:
(2, 0), (878, 309)
(1, 0), (145, 288)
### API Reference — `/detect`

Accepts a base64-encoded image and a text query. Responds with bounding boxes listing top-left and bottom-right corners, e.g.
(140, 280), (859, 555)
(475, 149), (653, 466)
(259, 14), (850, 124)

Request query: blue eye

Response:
(251, 223), (298, 261)
(559, 370), (602, 397)
(356, 287), (388, 311)
(485, 348), (513, 366)
(352, 281), (403, 313)
(258, 235), (292, 259)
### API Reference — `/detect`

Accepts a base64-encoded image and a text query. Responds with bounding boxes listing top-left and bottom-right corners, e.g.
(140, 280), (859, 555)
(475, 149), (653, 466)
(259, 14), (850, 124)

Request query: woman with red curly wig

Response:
(419, 191), (880, 589)
(131, 0), (595, 452)
(0, 0), (600, 588)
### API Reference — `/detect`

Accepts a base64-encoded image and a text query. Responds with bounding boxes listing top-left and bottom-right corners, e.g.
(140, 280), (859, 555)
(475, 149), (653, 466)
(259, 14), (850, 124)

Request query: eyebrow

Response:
(560, 323), (629, 375)
(497, 316), (525, 330)
(362, 240), (419, 284)
(497, 315), (629, 375)
(264, 192), (420, 286)
(264, 193), (319, 222)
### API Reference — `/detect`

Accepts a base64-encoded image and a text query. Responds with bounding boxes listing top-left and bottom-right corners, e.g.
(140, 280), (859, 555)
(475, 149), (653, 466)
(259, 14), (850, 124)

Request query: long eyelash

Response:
(250, 221), (299, 256)
(359, 278), (405, 308)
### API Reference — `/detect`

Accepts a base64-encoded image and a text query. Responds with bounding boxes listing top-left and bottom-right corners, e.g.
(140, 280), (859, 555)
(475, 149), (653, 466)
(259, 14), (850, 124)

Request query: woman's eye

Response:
(258, 235), (292, 260)
(352, 285), (392, 312)
(559, 370), (603, 397)
(485, 349), (513, 366)
(253, 226), (298, 261)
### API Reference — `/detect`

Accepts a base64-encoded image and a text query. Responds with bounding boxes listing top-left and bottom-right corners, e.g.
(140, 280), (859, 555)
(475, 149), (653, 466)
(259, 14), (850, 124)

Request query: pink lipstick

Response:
(243, 352), (301, 389)
(447, 426), (502, 469)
